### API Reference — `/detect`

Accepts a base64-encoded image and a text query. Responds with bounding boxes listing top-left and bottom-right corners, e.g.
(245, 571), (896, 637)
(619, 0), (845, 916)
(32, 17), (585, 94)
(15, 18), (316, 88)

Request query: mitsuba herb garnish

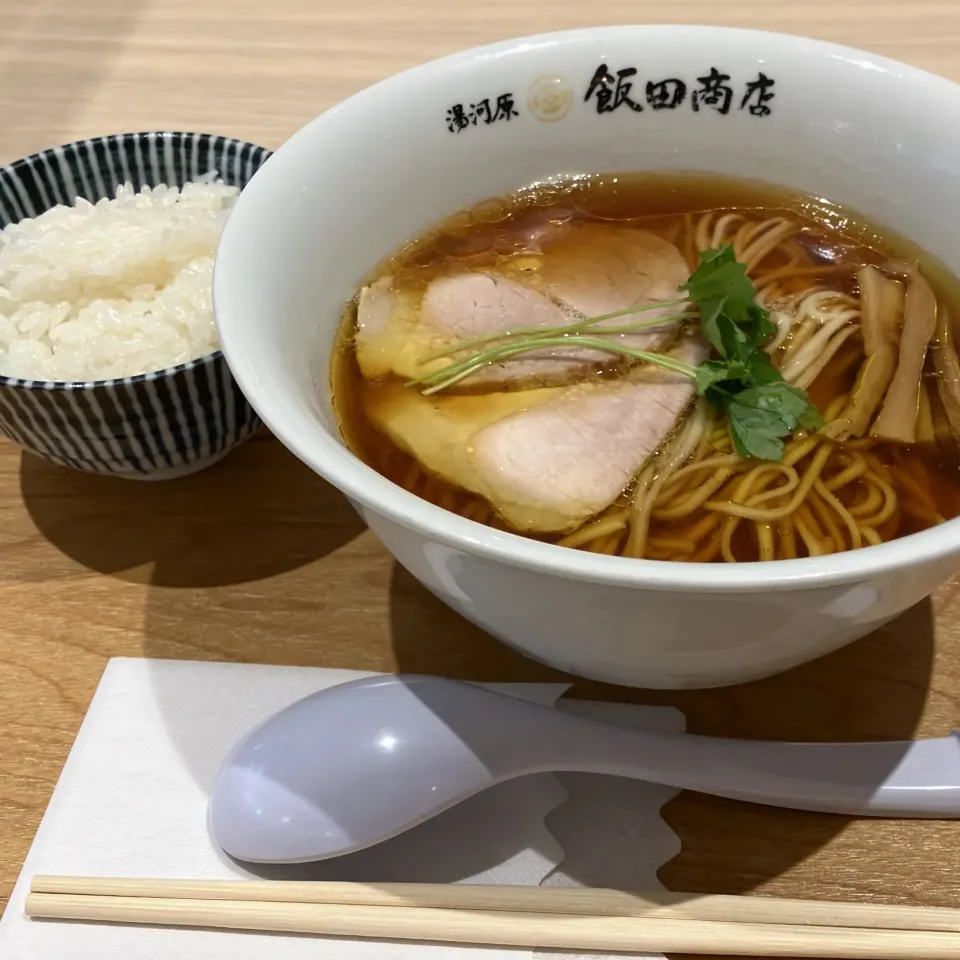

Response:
(682, 246), (823, 460)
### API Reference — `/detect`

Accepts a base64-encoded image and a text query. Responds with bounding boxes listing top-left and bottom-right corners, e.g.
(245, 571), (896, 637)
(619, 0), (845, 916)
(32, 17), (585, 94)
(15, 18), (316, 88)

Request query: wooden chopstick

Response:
(23, 893), (960, 959)
(29, 876), (960, 932)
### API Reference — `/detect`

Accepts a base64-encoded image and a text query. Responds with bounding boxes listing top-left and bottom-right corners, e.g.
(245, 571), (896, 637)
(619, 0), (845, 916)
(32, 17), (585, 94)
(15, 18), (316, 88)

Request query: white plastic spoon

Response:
(209, 674), (960, 863)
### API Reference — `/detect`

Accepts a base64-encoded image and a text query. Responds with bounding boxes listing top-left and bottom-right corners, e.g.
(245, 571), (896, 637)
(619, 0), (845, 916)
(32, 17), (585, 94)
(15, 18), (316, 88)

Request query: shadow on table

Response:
(19, 432), (364, 585)
(387, 562), (569, 683)
(0, 0), (148, 157)
(388, 563), (936, 894)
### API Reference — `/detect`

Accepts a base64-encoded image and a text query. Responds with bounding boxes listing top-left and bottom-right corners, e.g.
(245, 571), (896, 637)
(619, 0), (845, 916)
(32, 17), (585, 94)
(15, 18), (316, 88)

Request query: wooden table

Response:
(4, 0), (960, 954)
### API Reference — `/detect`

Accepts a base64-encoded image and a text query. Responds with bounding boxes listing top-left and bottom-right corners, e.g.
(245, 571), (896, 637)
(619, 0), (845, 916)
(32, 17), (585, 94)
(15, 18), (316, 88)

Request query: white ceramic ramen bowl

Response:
(214, 25), (960, 689)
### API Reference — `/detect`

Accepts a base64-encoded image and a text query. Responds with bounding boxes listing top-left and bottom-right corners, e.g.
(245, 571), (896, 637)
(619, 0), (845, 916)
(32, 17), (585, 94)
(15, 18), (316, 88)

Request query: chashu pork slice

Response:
(355, 277), (421, 380)
(363, 381), (565, 496)
(365, 336), (709, 534)
(355, 225), (690, 389)
(469, 335), (708, 531)
(537, 222), (690, 320)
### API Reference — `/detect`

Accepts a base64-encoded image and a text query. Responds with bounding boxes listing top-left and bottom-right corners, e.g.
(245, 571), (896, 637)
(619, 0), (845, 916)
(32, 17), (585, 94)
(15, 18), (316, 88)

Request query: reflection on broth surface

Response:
(331, 173), (960, 563)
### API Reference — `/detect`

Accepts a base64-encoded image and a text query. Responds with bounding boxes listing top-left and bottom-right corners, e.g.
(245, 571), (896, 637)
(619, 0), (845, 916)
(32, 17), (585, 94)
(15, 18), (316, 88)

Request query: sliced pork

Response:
(355, 277), (421, 380)
(469, 336), (708, 531)
(537, 223), (689, 320)
(365, 336), (709, 533)
(362, 381), (564, 496)
(355, 226), (690, 389)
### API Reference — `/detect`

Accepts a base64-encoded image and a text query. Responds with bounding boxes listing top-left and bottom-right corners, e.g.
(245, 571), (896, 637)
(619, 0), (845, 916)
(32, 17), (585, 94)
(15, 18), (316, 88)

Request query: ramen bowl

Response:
(215, 25), (960, 688)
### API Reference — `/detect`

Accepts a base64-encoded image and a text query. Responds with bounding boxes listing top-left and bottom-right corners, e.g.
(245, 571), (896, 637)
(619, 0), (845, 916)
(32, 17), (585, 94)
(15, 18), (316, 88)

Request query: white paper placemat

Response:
(0, 658), (683, 959)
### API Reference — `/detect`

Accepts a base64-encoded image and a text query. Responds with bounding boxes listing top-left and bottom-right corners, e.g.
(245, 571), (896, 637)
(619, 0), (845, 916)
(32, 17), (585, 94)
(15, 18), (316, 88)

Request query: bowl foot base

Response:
(114, 446), (236, 481)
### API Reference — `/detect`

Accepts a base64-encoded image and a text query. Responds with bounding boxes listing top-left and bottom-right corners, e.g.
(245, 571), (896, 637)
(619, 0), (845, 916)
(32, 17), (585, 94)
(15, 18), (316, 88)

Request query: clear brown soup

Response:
(331, 172), (960, 563)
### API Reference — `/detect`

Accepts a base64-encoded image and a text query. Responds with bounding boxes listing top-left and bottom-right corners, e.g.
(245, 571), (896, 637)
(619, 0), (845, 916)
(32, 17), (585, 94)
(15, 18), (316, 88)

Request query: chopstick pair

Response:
(26, 877), (960, 958)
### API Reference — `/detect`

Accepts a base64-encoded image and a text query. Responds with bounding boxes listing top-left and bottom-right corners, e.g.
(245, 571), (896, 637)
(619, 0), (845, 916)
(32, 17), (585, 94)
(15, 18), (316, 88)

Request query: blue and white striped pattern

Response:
(0, 132), (271, 479)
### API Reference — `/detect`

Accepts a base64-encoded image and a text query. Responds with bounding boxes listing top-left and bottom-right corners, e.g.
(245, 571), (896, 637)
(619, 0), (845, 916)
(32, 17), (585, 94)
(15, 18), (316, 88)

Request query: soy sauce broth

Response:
(330, 172), (960, 558)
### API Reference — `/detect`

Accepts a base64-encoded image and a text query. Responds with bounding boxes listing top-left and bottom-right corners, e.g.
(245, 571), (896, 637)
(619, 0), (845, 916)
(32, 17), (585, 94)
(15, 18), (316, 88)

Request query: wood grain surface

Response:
(3, 3), (960, 958)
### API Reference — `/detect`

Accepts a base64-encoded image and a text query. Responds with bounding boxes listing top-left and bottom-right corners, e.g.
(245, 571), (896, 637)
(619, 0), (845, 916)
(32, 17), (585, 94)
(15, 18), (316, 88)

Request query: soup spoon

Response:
(209, 675), (960, 863)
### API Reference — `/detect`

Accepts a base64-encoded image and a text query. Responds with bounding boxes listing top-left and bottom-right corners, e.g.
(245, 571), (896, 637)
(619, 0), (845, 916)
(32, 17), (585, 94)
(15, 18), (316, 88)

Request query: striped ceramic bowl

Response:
(0, 132), (271, 479)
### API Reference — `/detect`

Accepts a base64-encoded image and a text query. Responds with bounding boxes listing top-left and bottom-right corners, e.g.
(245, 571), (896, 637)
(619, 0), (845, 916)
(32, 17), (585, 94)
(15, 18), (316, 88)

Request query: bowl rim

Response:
(0, 130), (271, 390)
(215, 23), (960, 594)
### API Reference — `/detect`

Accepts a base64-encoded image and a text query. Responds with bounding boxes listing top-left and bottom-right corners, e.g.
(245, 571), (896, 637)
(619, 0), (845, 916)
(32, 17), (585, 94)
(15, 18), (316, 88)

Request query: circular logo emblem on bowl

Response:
(527, 76), (574, 123)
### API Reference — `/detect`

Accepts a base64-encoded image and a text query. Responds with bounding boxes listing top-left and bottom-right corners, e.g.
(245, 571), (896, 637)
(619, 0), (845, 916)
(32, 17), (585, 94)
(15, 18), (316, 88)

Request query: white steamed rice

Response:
(0, 175), (239, 381)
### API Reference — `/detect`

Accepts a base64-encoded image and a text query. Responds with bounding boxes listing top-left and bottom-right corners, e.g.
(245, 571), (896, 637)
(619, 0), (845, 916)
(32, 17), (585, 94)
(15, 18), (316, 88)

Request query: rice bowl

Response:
(0, 131), (269, 479)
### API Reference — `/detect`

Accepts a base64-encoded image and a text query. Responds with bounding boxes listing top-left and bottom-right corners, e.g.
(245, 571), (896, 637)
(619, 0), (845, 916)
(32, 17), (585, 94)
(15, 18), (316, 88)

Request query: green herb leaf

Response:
(742, 348), (782, 386)
(694, 359), (739, 395)
(727, 404), (788, 461)
(682, 245), (822, 459)
(695, 336), (780, 400)
(717, 312), (752, 362)
(739, 381), (809, 421)
(723, 381), (823, 460)
(744, 302), (777, 344)
(798, 403), (827, 431)
(681, 248), (756, 324)
(697, 296), (729, 355)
